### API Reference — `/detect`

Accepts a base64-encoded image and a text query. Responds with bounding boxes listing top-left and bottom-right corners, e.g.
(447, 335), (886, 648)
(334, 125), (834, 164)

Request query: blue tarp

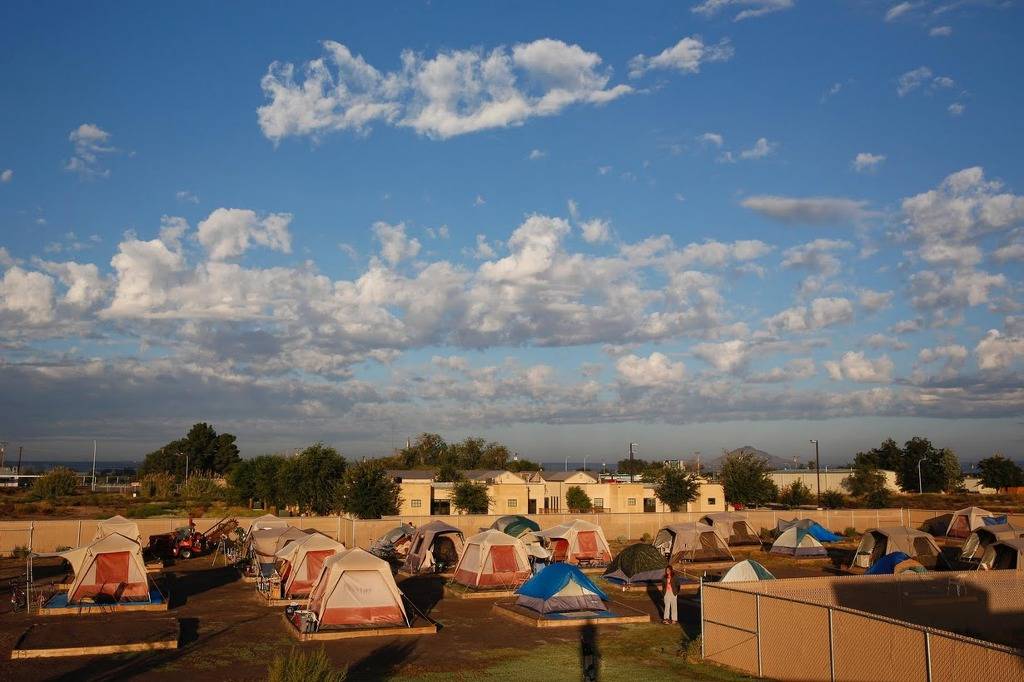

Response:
(983, 515), (1009, 526)
(805, 522), (844, 543)
(866, 551), (912, 575)
(517, 562), (608, 601)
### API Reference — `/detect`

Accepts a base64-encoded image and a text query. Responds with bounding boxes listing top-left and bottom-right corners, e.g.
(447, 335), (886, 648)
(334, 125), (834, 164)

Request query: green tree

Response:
(451, 481), (491, 514)
(778, 480), (814, 507)
(616, 458), (648, 478)
(902, 437), (962, 493)
(398, 433), (448, 468)
(506, 458), (541, 473)
(229, 455), (288, 510)
(851, 438), (903, 472)
(435, 458), (464, 483)
(565, 485), (593, 513)
(32, 468), (78, 499)
(180, 475), (223, 501)
(278, 444), (347, 515)
(653, 468), (700, 512)
(720, 452), (778, 507)
(140, 472), (176, 498)
(336, 460), (401, 519)
(140, 422), (241, 478)
(843, 465), (891, 508)
(977, 454), (1024, 490)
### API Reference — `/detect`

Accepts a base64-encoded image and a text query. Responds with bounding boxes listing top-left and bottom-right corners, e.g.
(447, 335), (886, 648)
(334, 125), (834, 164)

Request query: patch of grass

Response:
(269, 647), (346, 682)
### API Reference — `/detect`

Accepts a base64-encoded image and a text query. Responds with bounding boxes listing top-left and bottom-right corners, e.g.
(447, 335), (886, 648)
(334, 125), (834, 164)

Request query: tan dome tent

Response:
(248, 525), (308, 575)
(720, 559), (775, 583)
(370, 524), (416, 559)
(307, 548), (409, 628)
(947, 507), (997, 538)
(453, 529), (532, 589)
(980, 538), (1024, 571)
(61, 533), (151, 604)
(699, 513), (760, 545)
(961, 523), (1024, 561)
(244, 514), (290, 537)
(275, 532), (346, 598)
(853, 527), (941, 569)
(93, 515), (142, 544)
(769, 527), (827, 558)
(403, 520), (465, 574)
(533, 519), (611, 565)
(654, 522), (733, 563)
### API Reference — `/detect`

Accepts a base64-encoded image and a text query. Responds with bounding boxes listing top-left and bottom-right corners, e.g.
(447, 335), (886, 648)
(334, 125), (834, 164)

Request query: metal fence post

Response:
(755, 593), (762, 677)
(875, 510), (880, 526)
(76, 520), (82, 546)
(699, 576), (705, 659)
(925, 631), (932, 682)
(828, 607), (835, 682)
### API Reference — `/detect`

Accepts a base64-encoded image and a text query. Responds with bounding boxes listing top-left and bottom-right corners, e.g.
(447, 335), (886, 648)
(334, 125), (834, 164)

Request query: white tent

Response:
(533, 519), (611, 565)
(453, 529), (532, 588)
(720, 559), (775, 583)
(403, 521), (465, 574)
(275, 533), (346, 598)
(61, 533), (151, 604)
(92, 515), (142, 544)
(769, 527), (828, 558)
(654, 523), (733, 563)
(947, 507), (997, 538)
(308, 548), (409, 628)
(244, 514), (290, 537)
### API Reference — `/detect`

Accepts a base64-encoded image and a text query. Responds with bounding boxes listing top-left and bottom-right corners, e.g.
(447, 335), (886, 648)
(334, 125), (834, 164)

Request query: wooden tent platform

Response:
(492, 601), (650, 628)
(11, 617), (179, 659)
(443, 583), (520, 600)
(40, 599), (170, 616)
(254, 589), (308, 607)
(282, 613), (437, 641)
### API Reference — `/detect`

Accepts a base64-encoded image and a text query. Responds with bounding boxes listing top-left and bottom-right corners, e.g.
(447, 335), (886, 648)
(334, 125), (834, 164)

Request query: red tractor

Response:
(148, 516), (238, 560)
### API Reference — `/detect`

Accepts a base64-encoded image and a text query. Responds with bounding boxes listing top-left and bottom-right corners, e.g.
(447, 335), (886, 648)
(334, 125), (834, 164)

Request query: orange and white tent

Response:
(453, 529), (532, 588)
(249, 525), (308, 566)
(244, 513), (290, 537)
(308, 548), (409, 628)
(61, 533), (151, 604)
(92, 515), (142, 544)
(533, 519), (611, 564)
(275, 533), (346, 598)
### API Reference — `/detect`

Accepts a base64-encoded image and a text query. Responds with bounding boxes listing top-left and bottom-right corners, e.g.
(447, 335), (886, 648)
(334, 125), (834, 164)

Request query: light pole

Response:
(582, 455), (588, 472)
(917, 457), (927, 494)
(628, 443), (638, 482)
(809, 439), (821, 507)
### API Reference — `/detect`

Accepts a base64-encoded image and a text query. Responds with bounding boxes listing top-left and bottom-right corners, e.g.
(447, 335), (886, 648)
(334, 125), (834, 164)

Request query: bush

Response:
(565, 485), (592, 513)
(55, 545), (72, 552)
(140, 472), (176, 499)
(451, 481), (491, 514)
(268, 647), (346, 682)
(32, 468), (78, 500)
(11, 545), (30, 558)
(640, 532), (653, 544)
(778, 480), (814, 507)
(180, 475), (223, 501)
(843, 527), (858, 537)
(864, 486), (892, 509)
(126, 503), (173, 518)
(820, 490), (845, 509)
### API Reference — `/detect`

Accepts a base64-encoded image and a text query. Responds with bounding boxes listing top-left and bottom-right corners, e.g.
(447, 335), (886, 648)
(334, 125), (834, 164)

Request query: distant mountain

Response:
(705, 446), (795, 471)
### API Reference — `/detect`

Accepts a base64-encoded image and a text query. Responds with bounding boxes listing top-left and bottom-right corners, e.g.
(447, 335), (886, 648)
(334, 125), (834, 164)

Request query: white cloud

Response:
(993, 239), (1024, 262)
(471, 234), (498, 259)
(474, 195), (486, 207)
(425, 225), (450, 240)
(0, 266), (56, 325)
(767, 297), (854, 333)
(258, 39), (633, 142)
(0, 169), (12, 183)
(975, 329), (1024, 371)
(373, 221), (421, 266)
(528, 148), (547, 160)
(597, 165), (612, 175)
(196, 208), (293, 261)
(781, 239), (853, 278)
(859, 289), (895, 311)
(742, 195), (872, 225)
(176, 190), (199, 204)
(896, 66), (932, 96)
(739, 137), (776, 160)
(929, 26), (953, 37)
(580, 218), (612, 244)
(885, 2), (915, 22)
(38, 260), (109, 309)
(853, 152), (886, 173)
(692, 339), (748, 372)
(916, 344), (967, 380)
(901, 167), (1024, 245)
(64, 123), (115, 178)
(692, 0), (795, 21)
(948, 102), (966, 116)
(0, 247), (13, 268)
(628, 36), (734, 78)
(865, 333), (908, 351)
(748, 358), (816, 383)
(616, 352), (685, 387)
(698, 132), (724, 147)
(909, 269), (1005, 316)
(824, 351), (894, 383)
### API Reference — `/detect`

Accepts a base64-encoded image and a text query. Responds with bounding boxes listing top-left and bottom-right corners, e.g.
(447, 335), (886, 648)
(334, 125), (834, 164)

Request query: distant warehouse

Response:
(768, 468), (900, 494)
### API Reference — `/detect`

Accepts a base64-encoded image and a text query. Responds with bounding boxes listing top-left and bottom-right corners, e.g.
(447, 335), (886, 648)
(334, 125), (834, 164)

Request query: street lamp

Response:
(582, 455), (588, 472)
(809, 440), (821, 507)
(917, 457), (928, 494)
(628, 443), (638, 483)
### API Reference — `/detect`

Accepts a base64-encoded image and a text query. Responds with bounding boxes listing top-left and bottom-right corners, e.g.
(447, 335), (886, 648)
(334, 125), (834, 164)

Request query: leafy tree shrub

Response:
(11, 545), (29, 559)
(843, 527), (858, 537)
(720, 453), (778, 507)
(778, 480), (814, 507)
(820, 490), (845, 509)
(641, 532), (653, 544)
(140, 422), (241, 478)
(977, 454), (1024, 490)
(864, 486), (892, 509)
(336, 460), (401, 519)
(565, 485), (592, 513)
(180, 474), (223, 501)
(653, 468), (700, 512)
(451, 481), (491, 514)
(268, 647), (346, 682)
(32, 468), (78, 500)
(277, 444), (346, 515)
(139, 472), (176, 499)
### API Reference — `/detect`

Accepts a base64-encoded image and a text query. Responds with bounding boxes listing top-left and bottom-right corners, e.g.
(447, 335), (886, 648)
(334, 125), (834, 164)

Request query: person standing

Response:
(662, 565), (678, 624)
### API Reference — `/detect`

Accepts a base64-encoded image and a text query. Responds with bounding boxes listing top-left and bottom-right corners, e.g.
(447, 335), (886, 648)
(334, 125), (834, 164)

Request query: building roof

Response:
(542, 470), (599, 483)
(462, 469), (527, 483)
(386, 469), (436, 481)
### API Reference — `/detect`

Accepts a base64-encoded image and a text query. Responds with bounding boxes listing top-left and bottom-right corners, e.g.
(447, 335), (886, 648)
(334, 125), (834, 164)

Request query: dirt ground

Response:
(0, 541), (910, 682)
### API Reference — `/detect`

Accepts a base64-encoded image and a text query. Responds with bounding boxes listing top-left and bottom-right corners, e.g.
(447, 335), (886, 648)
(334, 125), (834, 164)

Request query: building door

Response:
(528, 499), (537, 514)
(643, 498), (656, 513)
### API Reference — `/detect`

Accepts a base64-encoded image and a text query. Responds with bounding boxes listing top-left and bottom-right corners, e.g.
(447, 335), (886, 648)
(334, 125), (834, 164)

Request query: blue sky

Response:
(1, 1), (1022, 465)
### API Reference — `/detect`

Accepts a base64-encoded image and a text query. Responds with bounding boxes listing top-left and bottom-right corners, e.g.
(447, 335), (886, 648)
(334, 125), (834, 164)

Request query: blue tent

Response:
(778, 518), (844, 543)
(516, 562), (608, 614)
(865, 551), (927, 575)
(983, 515), (1009, 526)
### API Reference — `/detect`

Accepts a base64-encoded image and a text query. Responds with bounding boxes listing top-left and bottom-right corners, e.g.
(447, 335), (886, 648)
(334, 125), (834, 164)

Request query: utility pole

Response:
(0, 441), (7, 470)
(917, 457), (927, 494)
(695, 451), (701, 477)
(810, 439), (821, 507)
(16, 446), (23, 474)
(91, 440), (97, 492)
(628, 443), (638, 483)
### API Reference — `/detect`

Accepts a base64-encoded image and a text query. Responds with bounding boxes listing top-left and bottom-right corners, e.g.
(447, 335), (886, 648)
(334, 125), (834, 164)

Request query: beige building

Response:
(768, 468), (900, 495)
(389, 468), (725, 516)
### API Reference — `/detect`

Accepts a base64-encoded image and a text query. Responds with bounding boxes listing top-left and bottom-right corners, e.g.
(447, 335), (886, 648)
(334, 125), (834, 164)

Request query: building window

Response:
(593, 498), (604, 510)
(547, 496), (560, 511)
(507, 498), (517, 508)
(410, 499), (422, 508)
(627, 498), (637, 506)
(707, 497), (716, 506)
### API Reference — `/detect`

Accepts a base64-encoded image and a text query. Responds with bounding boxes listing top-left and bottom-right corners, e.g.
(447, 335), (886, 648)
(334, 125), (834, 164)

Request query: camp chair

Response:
(550, 538), (569, 563)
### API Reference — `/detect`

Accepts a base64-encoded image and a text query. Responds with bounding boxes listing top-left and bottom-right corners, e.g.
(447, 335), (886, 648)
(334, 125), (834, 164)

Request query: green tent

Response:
(603, 543), (667, 586)
(490, 515), (541, 539)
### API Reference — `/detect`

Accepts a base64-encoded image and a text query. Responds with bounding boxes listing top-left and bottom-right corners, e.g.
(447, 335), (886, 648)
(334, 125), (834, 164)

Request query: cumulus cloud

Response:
(692, 0), (795, 21)
(901, 167), (1024, 245)
(975, 329), (1024, 371)
(616, 352), (685, 387)
(748, 358), (815, 383)
(580, 219), (612, 244)
(176, 190), (199, 204)
(692, 339), (748, 372)
(628, 36), (734, 78)
(915, 344), (968, 380)
(373, 221), (421, 266)
(781, 239), (853, 278)
(884, 2), (916, 22)
(948, 102), (966, 116)
(767, 297), (854, 333)
(929, 26), (952, 37)
(528, 148), (546, 160)
(853, 152), (886, 173)
(742, 195), (873, 225)
(859, 289), (894, 312)
(64, 123), (116, 178)
(0, 266), (56, 325)
(825, 351), (894, 383)
(1, 169), (12, 183)
(196, 208), (293, 261)
(258, 39), (633, 142)
(698, 132), (724, 147)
